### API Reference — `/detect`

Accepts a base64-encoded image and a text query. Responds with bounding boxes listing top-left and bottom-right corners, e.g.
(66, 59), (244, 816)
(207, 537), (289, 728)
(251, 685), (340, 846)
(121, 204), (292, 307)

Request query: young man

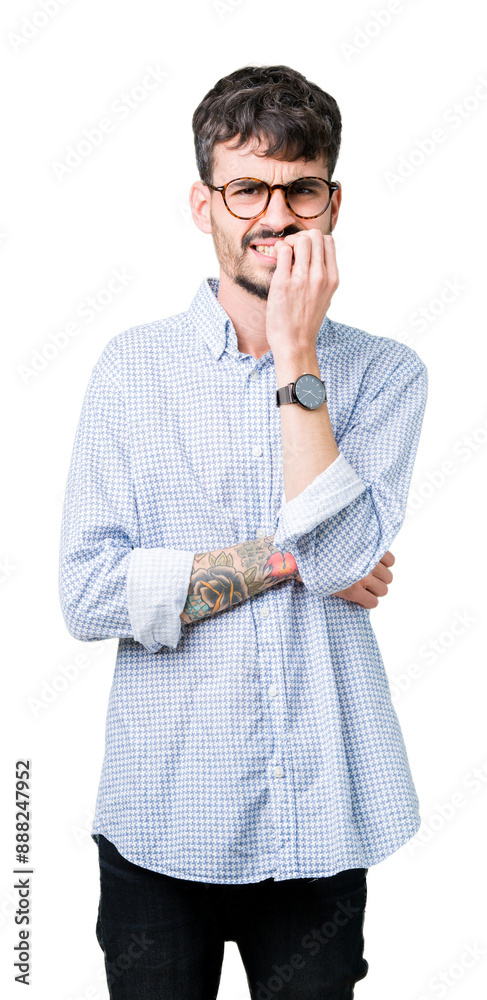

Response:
(59, 65), (428, 999)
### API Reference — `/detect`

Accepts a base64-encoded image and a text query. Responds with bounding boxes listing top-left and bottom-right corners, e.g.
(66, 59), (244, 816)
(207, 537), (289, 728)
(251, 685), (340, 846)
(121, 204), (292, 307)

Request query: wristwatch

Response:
(276, 373), (327, 410)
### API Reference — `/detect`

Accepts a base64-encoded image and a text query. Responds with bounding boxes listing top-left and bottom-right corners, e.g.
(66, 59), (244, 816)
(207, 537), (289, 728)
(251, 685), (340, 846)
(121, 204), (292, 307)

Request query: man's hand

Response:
(265, 231), (338, 357)
(295, 550), (395, 609)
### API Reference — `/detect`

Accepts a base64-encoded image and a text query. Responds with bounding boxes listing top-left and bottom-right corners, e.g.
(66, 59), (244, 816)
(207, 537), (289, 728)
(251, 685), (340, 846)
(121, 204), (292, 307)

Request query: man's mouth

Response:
(253, 245), (276, 256)
(249, 239), (280, 260)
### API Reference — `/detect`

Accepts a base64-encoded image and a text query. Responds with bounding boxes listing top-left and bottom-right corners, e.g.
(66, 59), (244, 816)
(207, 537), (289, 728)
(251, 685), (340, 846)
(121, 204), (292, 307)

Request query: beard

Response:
(209, 213), (332, 300)
(210, 214), (274, 301)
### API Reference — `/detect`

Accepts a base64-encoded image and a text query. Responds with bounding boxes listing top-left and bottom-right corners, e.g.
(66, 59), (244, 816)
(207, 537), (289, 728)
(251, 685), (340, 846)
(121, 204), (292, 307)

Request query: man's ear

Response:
(330, 181), (342, 233)
(189, 181), (213, 234)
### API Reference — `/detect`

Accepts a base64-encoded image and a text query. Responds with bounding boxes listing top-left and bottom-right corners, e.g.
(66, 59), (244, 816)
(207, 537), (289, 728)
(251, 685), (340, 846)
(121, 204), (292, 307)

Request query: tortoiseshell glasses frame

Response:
(206, 177), (341, 220)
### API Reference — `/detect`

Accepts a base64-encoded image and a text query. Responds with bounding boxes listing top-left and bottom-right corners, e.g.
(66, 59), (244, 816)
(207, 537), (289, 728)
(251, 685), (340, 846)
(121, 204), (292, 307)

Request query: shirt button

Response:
(260, 607), (270, 618)
(250, 370), (260, 380)
(268, 684), (278, 698)
(252, 444), (262, 457)
(256, 527), (267, 537)
(273, 766), (284, 778)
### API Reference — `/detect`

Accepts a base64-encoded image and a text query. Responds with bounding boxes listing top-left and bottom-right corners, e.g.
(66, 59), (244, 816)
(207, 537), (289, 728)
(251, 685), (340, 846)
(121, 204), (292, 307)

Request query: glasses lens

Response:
(287, 179), (330, 218)
(225, 179), (269, 218)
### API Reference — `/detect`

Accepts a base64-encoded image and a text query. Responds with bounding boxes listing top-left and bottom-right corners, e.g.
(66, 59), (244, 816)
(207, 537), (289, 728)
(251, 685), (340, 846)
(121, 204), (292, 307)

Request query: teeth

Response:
(254, 244), (276, 256)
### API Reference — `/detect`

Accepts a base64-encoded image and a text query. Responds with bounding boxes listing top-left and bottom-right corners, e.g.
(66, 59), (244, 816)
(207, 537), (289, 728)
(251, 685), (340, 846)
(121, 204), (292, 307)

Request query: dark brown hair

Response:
(192, 64), (342, 186)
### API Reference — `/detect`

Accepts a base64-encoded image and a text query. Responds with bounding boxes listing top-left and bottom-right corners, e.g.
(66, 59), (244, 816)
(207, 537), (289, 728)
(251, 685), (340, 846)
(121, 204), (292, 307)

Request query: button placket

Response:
(248, 365), (291, 854)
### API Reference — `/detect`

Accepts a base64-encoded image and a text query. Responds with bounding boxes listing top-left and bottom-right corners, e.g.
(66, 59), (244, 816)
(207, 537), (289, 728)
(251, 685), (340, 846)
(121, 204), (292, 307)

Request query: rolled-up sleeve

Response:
(126, 547), (195, 652)
(273, 451), (366, 546)
(273, 347), (428, 597)
(59, 341), (194, 651)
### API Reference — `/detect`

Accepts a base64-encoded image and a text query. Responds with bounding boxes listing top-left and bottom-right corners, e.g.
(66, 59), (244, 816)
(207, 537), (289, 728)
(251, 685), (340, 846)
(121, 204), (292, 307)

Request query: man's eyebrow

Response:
(220, 174), (329, 184)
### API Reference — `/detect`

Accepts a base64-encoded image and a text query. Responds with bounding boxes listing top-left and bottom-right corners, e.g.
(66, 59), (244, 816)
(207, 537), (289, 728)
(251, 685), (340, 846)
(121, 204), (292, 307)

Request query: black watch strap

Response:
(276, 384), (294, 407)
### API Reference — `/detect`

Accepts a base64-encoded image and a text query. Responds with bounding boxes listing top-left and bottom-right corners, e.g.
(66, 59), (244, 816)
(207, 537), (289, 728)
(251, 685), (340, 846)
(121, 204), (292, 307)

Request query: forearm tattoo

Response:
(181, 535), (299, 624)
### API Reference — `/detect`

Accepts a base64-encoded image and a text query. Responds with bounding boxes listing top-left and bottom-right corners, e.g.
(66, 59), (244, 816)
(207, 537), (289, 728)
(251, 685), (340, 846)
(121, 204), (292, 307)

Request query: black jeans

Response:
(95, 834), (369, 999)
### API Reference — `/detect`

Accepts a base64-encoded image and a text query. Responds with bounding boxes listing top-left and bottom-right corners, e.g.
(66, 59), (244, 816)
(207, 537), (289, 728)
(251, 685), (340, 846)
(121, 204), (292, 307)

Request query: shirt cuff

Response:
(273, 451), (366, 548)
(126, 547), (195, 652)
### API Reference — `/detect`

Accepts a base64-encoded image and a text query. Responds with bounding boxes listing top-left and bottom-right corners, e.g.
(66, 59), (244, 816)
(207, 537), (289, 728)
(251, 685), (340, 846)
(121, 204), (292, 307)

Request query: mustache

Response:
(242, 225), (301, 249)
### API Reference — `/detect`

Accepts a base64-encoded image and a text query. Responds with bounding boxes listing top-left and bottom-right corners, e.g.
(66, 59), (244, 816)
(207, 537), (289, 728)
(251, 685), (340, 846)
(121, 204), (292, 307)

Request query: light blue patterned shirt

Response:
(59, 276), (428, 884)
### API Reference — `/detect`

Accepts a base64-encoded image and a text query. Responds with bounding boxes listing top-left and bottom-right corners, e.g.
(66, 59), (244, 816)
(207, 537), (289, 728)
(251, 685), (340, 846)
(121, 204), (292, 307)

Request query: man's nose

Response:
(258, 187), (296, 231)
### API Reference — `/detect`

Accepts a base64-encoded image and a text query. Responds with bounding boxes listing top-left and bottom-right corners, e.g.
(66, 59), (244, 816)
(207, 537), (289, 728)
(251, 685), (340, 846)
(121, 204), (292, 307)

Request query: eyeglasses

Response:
(206, 176), (340, 220)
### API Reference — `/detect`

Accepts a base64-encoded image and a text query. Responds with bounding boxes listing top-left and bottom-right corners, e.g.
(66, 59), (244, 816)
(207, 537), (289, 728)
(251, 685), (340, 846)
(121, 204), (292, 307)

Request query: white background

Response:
(1, 0), (486, 997)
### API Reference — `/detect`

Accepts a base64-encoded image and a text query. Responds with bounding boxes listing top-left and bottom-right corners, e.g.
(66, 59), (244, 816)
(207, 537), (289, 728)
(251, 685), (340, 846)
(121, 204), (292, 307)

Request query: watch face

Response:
(294, 374), (326, 410)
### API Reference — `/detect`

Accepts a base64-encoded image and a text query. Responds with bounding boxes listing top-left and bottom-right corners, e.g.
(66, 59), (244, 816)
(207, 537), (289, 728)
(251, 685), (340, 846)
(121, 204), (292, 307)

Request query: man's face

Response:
(207, 138), (338, 301)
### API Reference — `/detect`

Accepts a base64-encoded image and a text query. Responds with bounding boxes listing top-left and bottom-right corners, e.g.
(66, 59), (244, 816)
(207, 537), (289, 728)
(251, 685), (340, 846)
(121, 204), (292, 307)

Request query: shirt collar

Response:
(187, 277), (236, 362)
(187, 275), (331, 362)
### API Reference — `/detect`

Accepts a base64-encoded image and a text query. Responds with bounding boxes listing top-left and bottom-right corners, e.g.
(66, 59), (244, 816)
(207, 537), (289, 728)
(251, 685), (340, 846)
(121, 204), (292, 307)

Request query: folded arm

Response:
(59, 342), (424, 656)
(59, 346), (299, 653)
(179, 537), (395, 625)
(272, 348), (428, 597)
